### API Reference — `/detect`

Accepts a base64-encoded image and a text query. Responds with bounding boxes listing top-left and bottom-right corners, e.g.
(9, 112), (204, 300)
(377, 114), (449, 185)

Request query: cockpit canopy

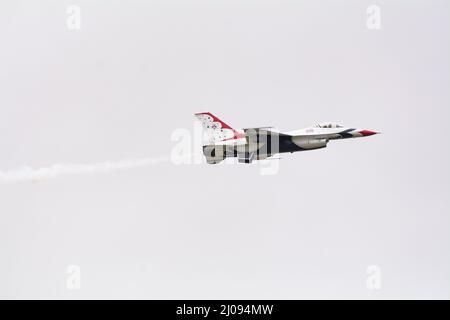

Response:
(314, 122), (343, 129)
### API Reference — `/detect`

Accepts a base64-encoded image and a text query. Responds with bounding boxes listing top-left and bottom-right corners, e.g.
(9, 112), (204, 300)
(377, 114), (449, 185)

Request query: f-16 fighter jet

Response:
(195, 112), (378, 164)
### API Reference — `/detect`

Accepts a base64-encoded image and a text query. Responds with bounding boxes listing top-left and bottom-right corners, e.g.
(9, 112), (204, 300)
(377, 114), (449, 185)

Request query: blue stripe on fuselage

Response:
(339, 128), (355, 139)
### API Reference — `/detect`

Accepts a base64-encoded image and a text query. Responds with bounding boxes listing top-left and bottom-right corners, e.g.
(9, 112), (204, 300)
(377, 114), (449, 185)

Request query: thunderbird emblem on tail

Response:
(195, 112), (378, 164)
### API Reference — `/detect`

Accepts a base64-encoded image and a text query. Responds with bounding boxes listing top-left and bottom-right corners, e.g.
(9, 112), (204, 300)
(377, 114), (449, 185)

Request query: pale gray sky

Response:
(0, 0), (449, 299)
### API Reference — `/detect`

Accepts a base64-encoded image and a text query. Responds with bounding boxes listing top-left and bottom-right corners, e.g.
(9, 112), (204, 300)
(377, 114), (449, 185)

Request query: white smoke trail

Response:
(0, 156), (173, 184)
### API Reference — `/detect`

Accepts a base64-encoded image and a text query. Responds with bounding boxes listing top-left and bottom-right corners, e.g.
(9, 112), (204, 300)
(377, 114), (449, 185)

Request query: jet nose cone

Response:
(359, 130), (378, 136)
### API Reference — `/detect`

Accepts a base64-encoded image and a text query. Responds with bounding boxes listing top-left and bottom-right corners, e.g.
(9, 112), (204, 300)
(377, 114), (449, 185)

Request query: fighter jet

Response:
(195, 112), (378, 164)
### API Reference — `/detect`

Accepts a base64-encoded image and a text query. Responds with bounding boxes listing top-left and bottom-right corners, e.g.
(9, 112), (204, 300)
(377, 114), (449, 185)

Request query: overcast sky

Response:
(0, 0), (449, 299)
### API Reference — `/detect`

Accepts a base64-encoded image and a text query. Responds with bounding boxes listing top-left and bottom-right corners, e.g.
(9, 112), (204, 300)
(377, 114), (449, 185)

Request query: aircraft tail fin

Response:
(194, 112), (243, 144)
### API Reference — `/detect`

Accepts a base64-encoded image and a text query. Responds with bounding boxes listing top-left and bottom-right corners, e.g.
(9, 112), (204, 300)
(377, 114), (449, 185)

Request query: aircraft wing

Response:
(243, 127), (291, 137)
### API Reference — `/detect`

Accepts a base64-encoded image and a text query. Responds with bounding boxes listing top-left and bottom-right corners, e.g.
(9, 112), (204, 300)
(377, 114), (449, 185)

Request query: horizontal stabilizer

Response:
(238, 152), (255, 164)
